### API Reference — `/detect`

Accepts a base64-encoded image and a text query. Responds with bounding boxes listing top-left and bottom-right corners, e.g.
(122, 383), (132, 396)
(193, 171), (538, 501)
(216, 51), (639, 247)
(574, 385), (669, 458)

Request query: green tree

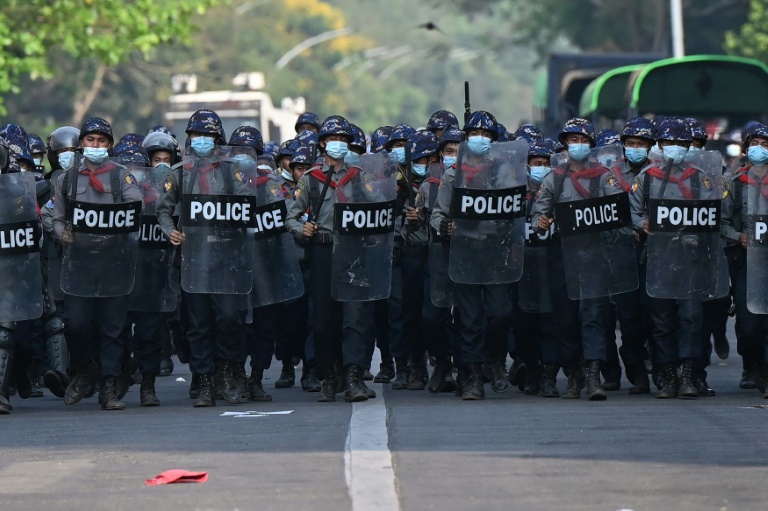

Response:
(726, 0), (768, 60)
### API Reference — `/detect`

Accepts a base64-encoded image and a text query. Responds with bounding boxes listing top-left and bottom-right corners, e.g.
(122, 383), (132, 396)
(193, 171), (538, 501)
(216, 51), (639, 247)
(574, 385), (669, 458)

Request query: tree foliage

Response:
(726, 0), (768, 60)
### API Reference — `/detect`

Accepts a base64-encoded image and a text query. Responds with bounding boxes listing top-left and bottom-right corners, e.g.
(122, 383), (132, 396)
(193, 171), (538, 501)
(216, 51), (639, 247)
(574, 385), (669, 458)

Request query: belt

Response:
(312, 232), (333, 245)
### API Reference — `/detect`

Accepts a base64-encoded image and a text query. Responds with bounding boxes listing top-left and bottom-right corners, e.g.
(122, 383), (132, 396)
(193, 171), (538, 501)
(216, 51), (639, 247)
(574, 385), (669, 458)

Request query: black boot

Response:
(755, 364), (768, 394)
(562, 364), (585, 399)
(317, 369), (337, 402)
(28, 370), (43, 398)
(454, 366), (468, 397)
(216, 361), (241, 404)
(483, 358), (510, 394)
(407, 362), (428, 390)
(540, 364), (560, 398)
(301, 367), (322, 392)
(391, 358), (410, 390)
(740, 367), (757, 389)
(247, 369), (273, 402)
(140, 373), (160, 407)
(462, 363), (485, 400)
(189, 373), (201, 399)
(115, 358), (138, 400)
(234, 363), (248, 399)
(275, 362), (295, 389)
(64, 362), (97, 405)
(374, 361), (395, 383)
(427, 358), (452, 394)
(627, 361), (651, 395)
(193, 374), (215, 407)
(523, 363), (541, 395)
(99, 376), (126, 410)
(344, 365), (369, 403)
(678, 359), (698, 399)
(656, 364), (679, 399)
(43, 315), (69, 398)
(159, 358), (174, 377)
(585, 361), (608, 401)
(508, 358), (527, 392)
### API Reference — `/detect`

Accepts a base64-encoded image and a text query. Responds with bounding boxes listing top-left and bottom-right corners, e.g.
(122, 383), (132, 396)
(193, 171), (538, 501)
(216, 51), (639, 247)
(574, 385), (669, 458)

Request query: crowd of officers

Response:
(0, 104), (766, 415)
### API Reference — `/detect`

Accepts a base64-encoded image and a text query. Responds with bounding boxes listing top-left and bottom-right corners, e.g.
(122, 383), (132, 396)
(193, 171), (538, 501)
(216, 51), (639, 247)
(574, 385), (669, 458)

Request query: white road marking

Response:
(344, 353), (400, 511)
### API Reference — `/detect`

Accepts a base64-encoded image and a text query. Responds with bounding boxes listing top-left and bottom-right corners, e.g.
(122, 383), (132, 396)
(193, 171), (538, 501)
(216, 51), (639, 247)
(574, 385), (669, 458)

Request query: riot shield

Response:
(448, 140), (528, 284)
(646, 150), (725, 299)
(0, 173), (44, 322)
(518, 186), (554, 313)
(45, 169), (65, 301)
(331, 153), (397, 301)
(421, 163), (455, 307)
(246, 163), (304, 307)
(555, 144), (638, 300)
(128, 166), (177, 312)
(180, 146), (254, 294)
(61, 158), (142, 297)
(746, 168), (768, 313)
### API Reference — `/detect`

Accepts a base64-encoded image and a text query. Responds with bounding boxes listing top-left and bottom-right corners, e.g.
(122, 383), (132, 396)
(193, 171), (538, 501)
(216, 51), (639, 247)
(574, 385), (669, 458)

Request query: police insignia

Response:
(163, 177), (172, 193)
(294, 188), (302, 199)
(125, 173), (138, 186)
(269, 182), (280, 197)
(363, 172), (374, 192)
(235, 171), (246, 183)
(46, 198), (54, 208)
(608, 176), (617, 188)
(702, 175), (712, 190)
(631, 182), (639, 193)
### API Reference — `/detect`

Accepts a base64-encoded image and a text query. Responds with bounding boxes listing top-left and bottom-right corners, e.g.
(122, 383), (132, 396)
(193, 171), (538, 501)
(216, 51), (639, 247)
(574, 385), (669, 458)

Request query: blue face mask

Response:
(58, 151), (75, 170)
(467, 135), (491, 155)
(567, 143), (590, 162)
(443, 156), (457, 168)
(233, 153), (257, 172)
(748, 145), (768, 166)
(411, 163), (427, 177)
(154, 162), (171, 171)
(281, 169), (294, 182)
(624, 147), (648, 165)
(191, 136), (215, 157)
(662, 144), (688, 164)
(597, 155), (617, 167)
(529, 166), (551, 184)
(83, 147), (109, 164)
(390, 147), (406, 164)
(325, 140), (349, 160)
(343, 150), (360, 166)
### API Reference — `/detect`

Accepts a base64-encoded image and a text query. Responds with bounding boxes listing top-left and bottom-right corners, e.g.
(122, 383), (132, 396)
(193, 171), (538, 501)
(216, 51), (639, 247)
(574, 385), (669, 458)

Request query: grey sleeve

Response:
(530, 172), (556, 234)
(429, 168), (455, 235)
(121, 171), (145, 209)
(720, 181), (741, 243)
(286, 175), (311, 241)
(156, 171), (180, 238)
(629, 174), (648, 232)
(41, 202), (54, 233)
(51, 174), (67, 242)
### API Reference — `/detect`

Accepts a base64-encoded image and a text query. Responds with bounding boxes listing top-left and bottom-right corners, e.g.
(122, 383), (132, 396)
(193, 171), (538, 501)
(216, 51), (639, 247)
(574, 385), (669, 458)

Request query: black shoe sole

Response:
(44, 373), (67, 398)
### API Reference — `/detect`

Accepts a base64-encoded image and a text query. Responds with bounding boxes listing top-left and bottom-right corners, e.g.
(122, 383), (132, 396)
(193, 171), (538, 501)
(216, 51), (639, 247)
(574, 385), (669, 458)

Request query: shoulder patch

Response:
(607, 176), (618, 189)
(125, 173), (138, 186)
(631, 181), (639, 193)
(163, 176), (173, 193)
(702, 175), (712, 190)
(235, 170), (247, 183)
(269, 182), (280, 197)
(294, 187), (302, 200)
(46, 198), (54, 208)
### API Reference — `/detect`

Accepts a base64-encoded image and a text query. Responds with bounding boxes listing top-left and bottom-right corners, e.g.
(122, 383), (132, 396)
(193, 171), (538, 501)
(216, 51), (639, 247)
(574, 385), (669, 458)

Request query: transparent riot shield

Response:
(448, 140), (528, 284)
(422, 162), (455, 307)
(646, 150), (725, 299)
(0, 172), (44, 322)
(331, 153), (397, 301)
(746, 168), (768, 313)
(61, 158), (142, 297)
(180, 146), (254, 294)
(518, 185), (554, 313)
(246, 164), (304, 307)
(128, 166), (177, 312)
(555, 144), (638, 300)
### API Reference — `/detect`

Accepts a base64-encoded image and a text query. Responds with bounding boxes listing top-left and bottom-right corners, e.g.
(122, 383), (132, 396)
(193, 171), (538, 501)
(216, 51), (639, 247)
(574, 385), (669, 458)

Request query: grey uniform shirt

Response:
(51, 163), (143, 242)
(429, 165), (456, 239)
(530, 164), (621, 235)
(721, 166), (757, 243)
(401, 178), (429, 248)
(286, 162), (351, 240)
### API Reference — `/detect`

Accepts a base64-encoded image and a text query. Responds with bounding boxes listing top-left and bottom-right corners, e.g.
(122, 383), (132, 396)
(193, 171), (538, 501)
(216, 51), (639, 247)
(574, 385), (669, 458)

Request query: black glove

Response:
(439, 219), (451, 237)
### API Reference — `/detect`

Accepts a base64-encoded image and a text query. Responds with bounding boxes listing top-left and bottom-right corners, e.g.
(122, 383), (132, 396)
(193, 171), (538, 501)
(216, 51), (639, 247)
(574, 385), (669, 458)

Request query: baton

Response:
(464, 81), (471, 124)
(308, 164), (335, 224)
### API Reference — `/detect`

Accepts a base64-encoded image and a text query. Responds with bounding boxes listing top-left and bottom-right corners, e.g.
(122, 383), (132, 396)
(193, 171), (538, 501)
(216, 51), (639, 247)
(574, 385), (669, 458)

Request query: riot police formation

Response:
(3, 103), (768, 416)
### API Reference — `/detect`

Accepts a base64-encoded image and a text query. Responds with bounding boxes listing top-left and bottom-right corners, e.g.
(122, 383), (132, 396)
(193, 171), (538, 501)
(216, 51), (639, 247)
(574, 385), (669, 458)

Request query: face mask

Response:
(662, 145), (688, 164)
(33, 158), (42, 167)
(684, 145), (703, 162)
(344, 151), (360, 166)
(443, 156), (457, 168)
(190, 136), (215, 157)
(390, 147), (406, 164)
(411, 163), (427, 177)
(154, 162), (171, 171)
(624, 147), (648, 165)
(648, 144), (663, 161)
(467, 135), (491, 155)
(233, 153), (257, 172)
(281, 169), (294, 182)
(727, 144), (742, 158)
(83, 147), (109, 164)
(325, 141), (349, 160)
(597, 155), (617, 167)
(58, 151), (75, 170)
(529, 166), (551, 184)
(748, 145), (768, 166)
(567, 143), (590, 162)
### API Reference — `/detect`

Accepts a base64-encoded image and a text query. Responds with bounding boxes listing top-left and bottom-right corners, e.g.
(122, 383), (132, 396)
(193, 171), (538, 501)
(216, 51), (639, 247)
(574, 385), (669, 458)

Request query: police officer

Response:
(426, 110), (460, 140)
(295, 112), (321, 134)
(285, 115), (376, 402)
(52, 117), (144, 410)
(156, 109), (248, 407)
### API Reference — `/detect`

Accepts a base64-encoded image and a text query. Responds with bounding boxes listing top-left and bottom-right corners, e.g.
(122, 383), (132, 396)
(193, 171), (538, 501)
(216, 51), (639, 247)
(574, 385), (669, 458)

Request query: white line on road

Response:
(344, 359), (400, 510)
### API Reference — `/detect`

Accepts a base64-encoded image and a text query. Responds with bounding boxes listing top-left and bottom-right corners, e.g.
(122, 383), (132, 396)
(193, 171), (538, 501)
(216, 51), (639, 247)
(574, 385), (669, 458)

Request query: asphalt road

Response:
(2, 319), (767, 511)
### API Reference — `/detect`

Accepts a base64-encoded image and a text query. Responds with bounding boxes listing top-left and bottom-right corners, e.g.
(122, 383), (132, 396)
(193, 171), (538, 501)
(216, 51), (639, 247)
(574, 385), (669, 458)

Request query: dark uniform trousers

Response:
(540, 244), (581, 366)
(184, 292), (245, 375)
(310, 244), (372, 374)
(127, 312), (164, 375)
(453, 283), (511, 365)
(732, 255), (768, 368)
(275, 266), (311, 366)
(370, 264), (404, 365)
(648, 298), (703, 365)
(66, 295), (129, 377)
(246, 304), (279, 371)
